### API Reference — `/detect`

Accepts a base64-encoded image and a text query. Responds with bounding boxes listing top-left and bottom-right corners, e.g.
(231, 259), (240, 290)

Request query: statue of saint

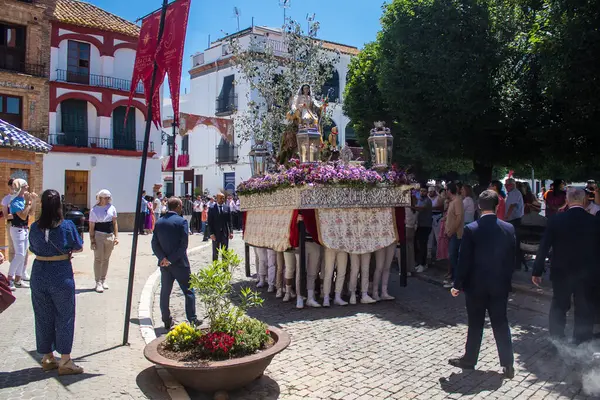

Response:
(329, 126), (339, 149)
(289, 84), (322, 130)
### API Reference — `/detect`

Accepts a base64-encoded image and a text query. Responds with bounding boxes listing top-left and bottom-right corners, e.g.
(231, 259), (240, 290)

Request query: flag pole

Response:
(123, 0), (169, 346)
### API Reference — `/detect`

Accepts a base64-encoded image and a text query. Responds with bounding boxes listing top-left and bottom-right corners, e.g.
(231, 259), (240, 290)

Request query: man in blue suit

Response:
(152, 197), (197, 330)
(532, 187), (600, 345)
(450, 190), (516, 379)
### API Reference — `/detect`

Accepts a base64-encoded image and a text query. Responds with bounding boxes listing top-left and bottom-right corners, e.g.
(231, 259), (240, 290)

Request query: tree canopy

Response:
(343, 0), (600, 183)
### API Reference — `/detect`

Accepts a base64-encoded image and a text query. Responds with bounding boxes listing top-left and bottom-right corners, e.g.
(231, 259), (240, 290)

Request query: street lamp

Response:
(249, 142), (269, 177)
(296, 127), (321, 163)
(368, 121), (393, 170)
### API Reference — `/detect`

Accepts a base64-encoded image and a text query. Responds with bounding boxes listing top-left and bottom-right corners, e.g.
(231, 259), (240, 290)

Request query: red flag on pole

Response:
(128, 11), (164, 128)
(154, 0), (191, 127)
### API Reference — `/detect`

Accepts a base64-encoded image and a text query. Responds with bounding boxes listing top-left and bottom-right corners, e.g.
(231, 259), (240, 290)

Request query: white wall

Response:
(113, 48), (136, 81)
(43, 153), (162, 213)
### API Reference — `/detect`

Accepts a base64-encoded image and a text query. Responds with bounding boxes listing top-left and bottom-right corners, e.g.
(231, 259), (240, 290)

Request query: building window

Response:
(112, 106), (136, 150)
(67, 40), (91, 84)
(345, 124), (359, 147)
(0, 95), (22, 128)
(321, 69), (340, 102)
(181, 135), (189, 155)
(0, 24), (26, 73)
(215, 75), (237, 116)
(60, 99), (88, 146)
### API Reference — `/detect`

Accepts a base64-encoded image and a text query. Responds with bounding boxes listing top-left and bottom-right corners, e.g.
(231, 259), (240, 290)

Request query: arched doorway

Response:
(112, 106), (136, 150)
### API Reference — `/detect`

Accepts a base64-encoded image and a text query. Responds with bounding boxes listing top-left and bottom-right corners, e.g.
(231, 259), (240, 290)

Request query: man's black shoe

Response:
(448, 358), (475, 370)
(503, 366), (515, 379)
(164, 317), (174, 331)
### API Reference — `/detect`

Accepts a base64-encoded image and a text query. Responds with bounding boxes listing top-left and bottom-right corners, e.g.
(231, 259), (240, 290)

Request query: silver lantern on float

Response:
(368, 121), (393, 170)
(249, 142), (269, 177)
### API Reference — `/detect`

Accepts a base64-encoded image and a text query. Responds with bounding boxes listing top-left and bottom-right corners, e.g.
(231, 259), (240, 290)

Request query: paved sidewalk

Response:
(155, 237), (600, 400)
(0, 232), (209, 400)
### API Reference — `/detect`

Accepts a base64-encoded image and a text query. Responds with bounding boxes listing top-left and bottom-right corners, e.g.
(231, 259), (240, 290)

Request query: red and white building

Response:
(43, 0), (162, 230)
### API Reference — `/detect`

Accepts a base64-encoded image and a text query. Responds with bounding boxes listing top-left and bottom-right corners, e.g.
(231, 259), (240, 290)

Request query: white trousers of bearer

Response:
(254, 247), (268, 277)
(8, 226), (28, 278)
(349, 253), (371, 294)
(266, 249), (277, 287)
(373, 243), (396, 298)
(323, 248), (348, 297)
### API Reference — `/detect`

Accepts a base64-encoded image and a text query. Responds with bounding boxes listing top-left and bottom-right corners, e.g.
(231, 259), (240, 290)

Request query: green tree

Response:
(376, 0), (534, 185)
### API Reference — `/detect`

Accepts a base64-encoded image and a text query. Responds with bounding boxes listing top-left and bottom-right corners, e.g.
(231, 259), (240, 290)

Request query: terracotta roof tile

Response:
(54, 0), (140, 38)
(321, 41), (360, 56)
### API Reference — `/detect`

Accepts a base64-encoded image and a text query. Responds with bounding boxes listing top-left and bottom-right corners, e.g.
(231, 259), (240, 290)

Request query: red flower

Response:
(265, 329), (270, 335)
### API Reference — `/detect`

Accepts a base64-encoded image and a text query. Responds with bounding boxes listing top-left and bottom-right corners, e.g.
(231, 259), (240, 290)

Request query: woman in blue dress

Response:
(29, 189), (84, 375)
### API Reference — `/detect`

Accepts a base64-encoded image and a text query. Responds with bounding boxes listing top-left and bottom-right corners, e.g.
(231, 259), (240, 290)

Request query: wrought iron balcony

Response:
(48, 134), (154, 152)
(215, 94), (237, 116)
(55, 69), (144, 93)
(215, 144), (238, 164)
(0, 59), (47, 78)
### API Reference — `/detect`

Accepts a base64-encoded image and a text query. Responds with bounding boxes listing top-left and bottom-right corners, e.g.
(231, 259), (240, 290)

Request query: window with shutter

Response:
(60, 99), (88, 147)
(113, 106), (136, 150)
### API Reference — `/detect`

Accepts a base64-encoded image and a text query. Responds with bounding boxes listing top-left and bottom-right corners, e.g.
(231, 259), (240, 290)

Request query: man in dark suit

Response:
(450, 190), (516, 379)
(207, 192), (233, 261)
(532, 187), (600, 345)
(151, 197), (197, 330)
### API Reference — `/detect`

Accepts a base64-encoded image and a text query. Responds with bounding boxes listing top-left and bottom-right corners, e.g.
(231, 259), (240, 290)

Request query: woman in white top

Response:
(88, 189), (118, 293)
(461, 184), (476, 224)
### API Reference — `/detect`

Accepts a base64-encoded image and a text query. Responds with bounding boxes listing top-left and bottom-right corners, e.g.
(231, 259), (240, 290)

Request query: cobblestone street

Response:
(157, 237), (600, 400)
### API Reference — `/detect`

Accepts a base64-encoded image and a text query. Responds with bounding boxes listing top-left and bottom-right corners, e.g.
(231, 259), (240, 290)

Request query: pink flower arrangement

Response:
(237, 161), (412, 195)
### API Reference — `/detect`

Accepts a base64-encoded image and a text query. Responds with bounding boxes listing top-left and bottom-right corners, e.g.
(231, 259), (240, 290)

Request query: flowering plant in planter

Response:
(162, 249), (272, 361)
(237, 160), (412, 195)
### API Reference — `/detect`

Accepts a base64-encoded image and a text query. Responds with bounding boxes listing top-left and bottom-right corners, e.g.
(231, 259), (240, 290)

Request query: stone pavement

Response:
(0, 232), (209, 400)
(156, 237), (600, 400)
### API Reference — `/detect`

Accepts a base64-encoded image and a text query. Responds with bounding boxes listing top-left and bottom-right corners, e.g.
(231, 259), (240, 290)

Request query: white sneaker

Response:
(360, 294), (377, 304)
(267, 285), (275, 293)
(275, 288), (283, 298)
(334, 297), (348, 306)
(282, 292), (292, 302)
(101, 281), (109, 290)
(323, 298), (331, 307)
(22, 271), (30, 281)
(372, 293), (381, 302)
(443, 282), (453, 288)
(306, 298), (321, 308)
(8, 280), (16, 291)
(95, 282), (104, 293)
(296, 297), (304, 309)
(381, 293), (395, 301)
(15, 280), (29, 288)
(349, 294), (357, 305)
(415, 265), (428, 273)
(256, 281), (266, 288)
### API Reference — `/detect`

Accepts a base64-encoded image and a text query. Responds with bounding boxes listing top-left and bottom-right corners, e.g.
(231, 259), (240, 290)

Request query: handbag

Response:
(0, 271), (16, 313)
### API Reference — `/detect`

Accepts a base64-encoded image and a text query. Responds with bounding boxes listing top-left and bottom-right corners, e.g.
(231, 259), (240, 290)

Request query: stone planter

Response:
(144, 326), (290, 393)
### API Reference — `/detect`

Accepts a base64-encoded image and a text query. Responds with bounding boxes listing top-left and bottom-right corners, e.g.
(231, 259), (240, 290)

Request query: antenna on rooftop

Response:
(279, 0), (291, 27)
(307, 13), (315, 34)
(233, 7), (241, 31)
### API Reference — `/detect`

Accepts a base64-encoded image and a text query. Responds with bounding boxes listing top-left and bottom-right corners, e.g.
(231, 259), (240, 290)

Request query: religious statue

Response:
(289, 84), (322, 130)
(329, 126), (339, 149)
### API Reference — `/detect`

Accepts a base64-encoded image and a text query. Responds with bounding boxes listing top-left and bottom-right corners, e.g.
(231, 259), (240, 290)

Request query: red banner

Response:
(154, 0), (191, 127)
(128, 11), (164, 128)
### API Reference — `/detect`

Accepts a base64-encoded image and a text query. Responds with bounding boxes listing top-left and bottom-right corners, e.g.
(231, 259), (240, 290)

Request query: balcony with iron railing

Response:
(54, 69), (144, 93)
(0, 58), (47, 78)
(215, 94), (237, 116)
(215, 144), (238, 164)
(48, 134), (154, 152)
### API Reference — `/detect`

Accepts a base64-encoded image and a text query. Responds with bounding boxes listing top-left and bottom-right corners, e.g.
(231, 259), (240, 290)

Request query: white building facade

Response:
(162, 26), (359, 196)
(45, 0), (162, 230)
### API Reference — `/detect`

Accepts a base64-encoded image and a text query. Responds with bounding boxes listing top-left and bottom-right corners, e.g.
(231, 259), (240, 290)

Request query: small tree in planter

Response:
(161, 248), (271, 360)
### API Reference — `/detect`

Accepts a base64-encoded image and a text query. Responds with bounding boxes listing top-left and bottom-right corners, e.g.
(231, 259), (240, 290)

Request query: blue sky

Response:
(92, 0), (386, 92)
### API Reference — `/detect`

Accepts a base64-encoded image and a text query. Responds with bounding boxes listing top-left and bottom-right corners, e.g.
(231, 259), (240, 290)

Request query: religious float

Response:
(239, 84), (417, 304)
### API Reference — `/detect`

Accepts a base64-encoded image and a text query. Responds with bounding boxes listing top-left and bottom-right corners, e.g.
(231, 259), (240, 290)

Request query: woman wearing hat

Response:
(88, 189), (119, 293)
